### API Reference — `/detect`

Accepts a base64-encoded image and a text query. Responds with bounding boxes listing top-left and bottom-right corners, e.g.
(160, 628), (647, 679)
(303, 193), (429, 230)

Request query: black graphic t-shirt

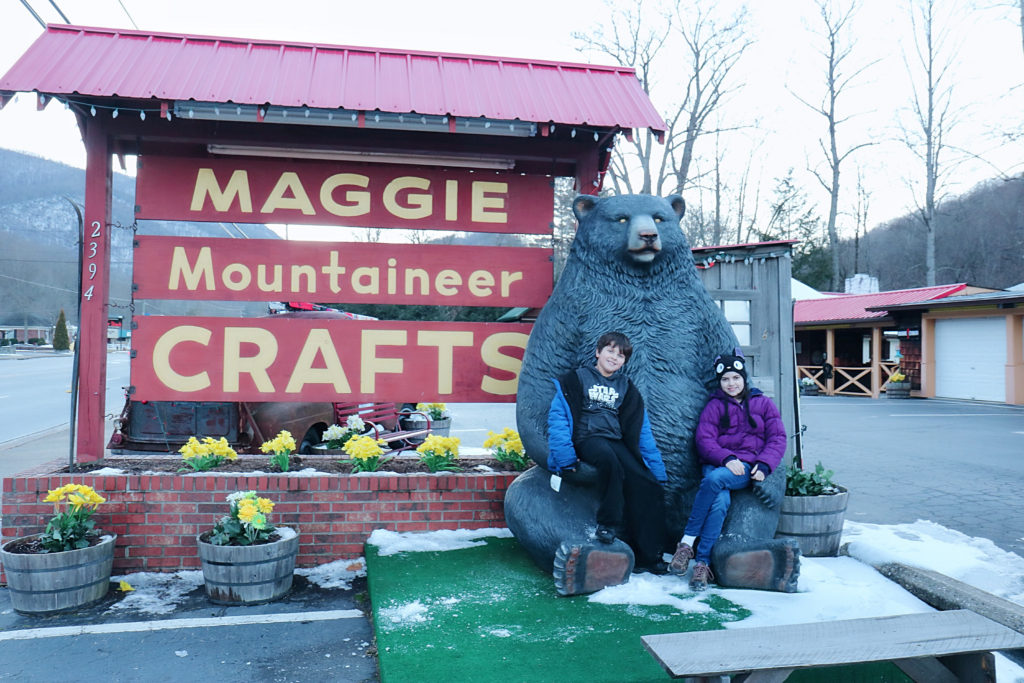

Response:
(574, 366), (627, 441)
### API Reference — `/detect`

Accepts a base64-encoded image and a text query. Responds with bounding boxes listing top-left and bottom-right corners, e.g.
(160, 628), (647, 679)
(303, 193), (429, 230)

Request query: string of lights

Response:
(23, 94), (629, 144)
(695, 250), (792, 270)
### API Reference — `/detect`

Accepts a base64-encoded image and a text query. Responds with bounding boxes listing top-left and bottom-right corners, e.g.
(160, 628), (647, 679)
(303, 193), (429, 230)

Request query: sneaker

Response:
(595, 525), (615, 544)
(669, 542), (694, 575)
(632, 560), (670, 575)
(689, 562), (714, 592)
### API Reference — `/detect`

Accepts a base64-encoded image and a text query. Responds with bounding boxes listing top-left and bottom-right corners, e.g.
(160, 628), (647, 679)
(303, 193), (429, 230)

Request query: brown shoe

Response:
(689, 562), (714, 592)
(669, 542), (694, 575)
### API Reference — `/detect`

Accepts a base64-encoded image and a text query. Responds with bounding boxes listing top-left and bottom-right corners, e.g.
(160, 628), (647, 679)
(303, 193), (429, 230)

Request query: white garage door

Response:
(934, 317), (1006, 401)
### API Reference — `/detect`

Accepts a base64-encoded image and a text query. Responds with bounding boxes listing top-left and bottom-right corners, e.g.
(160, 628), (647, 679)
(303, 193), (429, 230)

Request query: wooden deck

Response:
(642, 610), (1024, 682)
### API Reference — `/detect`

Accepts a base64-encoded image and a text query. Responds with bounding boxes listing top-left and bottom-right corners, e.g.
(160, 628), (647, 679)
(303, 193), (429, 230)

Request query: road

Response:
(798, 394), (1024, 557)
(0, 350), (130, 446)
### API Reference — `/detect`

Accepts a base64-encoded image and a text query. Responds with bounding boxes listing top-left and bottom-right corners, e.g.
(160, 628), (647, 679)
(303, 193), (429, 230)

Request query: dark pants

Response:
(576, 436), (668, 566)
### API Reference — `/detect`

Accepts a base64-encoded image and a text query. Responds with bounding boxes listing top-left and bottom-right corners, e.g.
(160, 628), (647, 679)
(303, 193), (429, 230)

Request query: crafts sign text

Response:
(135, 156), (554, 233)
(130, 317), (530, 403)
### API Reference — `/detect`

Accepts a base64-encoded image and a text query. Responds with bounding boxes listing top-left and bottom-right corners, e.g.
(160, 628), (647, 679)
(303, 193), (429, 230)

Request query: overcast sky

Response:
(1, 0), (1022, 235)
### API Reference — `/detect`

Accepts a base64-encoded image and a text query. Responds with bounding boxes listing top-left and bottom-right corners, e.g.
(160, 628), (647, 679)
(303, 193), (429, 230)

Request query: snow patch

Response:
(381, 599), (430, 624)
(88, 467), (127, 475)
(296, 557), (367, 589)
(368, 527), (513, 556)
(107, 570), (204, 615)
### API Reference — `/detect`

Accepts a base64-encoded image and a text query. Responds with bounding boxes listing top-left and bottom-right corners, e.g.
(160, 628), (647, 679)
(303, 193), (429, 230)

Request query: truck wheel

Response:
(299, 427), (322, 455)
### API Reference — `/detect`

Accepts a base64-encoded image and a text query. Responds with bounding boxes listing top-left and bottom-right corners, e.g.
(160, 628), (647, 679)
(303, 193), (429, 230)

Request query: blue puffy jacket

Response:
(546, 370), (667, 482)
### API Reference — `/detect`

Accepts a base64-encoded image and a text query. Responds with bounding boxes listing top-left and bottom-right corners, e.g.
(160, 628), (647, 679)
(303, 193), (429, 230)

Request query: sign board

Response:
(135, 156), (554, 234)
(107, 317), (123, 340)
(130, 316), (531, 403)
(133, 236), (553, 306)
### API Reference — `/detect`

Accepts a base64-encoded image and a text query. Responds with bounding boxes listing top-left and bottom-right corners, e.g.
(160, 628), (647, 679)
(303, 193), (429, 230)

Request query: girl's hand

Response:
(725, 459), (746, 476)
(750, 464), (766, 482)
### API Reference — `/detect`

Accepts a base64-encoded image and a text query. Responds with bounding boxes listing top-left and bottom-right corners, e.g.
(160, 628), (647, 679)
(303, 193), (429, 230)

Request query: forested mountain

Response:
(833, 179), (1024, 291)
(0, 149), (277, 329)
(4, 147), (1019, 331)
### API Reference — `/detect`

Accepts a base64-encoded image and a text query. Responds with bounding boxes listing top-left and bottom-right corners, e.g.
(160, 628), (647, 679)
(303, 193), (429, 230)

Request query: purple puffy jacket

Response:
(694, 387), (787, 473)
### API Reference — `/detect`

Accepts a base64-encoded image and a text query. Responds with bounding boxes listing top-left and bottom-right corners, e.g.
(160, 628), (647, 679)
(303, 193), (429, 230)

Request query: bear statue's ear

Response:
(666, 195), (686, 219)
(572, 195), (598, 222)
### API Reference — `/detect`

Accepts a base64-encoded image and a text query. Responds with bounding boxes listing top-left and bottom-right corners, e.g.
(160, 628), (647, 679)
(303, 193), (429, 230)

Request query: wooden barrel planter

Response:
(430, 417), (452, 437)
(886, 381), (911, 399)
(197, 528), (299, 605)
(775, 488), (849, 557)
(0, 534), (116, 615)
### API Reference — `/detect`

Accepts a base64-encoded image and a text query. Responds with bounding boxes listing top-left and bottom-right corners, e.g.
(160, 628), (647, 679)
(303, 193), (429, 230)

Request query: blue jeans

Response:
(684, 462), (751, 564)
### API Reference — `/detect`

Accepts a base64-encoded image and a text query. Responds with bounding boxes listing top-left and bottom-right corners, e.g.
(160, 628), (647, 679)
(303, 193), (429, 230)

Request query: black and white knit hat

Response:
(714, 352), (747, 382)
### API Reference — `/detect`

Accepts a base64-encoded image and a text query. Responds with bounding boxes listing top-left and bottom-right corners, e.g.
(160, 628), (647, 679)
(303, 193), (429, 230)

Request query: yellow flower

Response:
(256, 497), (274, 514)
(260, 430), (296, 455)
(237, 503), (258, 523)
(179, 436), (202, 459)
(343, 435), (386, 461)
(416, 402), (448, 419)
(416, 434), (460, 457)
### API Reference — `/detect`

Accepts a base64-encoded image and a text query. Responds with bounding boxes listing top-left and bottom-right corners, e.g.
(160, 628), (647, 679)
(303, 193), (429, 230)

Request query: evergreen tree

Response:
(765, 170), (833, 290)
(53, 309), (70, 351)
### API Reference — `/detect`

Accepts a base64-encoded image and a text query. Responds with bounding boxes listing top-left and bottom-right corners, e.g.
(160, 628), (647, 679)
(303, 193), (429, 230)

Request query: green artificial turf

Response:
(365, 536), (911, 683)
(366, 536), (748, 683)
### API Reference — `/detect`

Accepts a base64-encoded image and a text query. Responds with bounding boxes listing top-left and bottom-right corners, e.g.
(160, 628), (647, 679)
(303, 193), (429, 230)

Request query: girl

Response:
(669, 352), (786, 590)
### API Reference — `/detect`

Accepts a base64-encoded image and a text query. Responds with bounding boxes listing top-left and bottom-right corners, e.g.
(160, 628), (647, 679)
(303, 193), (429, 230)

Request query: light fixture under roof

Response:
(206, 144), (516, 170)
(177, 101), (536, 138)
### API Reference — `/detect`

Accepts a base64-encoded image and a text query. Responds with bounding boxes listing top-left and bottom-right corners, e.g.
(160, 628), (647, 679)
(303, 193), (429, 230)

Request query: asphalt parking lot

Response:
(796, 394), (1024, 556)
(0, 395), (1022, 681)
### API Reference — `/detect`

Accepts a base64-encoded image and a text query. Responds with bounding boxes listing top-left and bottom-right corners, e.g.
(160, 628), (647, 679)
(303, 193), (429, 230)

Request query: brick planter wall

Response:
(1, 462), (518, 580)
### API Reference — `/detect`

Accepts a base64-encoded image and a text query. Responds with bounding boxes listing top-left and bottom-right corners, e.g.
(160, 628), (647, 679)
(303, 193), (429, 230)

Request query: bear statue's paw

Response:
(714, 539), (801, 593)
(553, 539), (634, 596)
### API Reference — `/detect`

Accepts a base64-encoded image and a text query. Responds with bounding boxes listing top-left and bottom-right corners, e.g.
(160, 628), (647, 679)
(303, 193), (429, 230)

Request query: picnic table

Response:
(642, 609), (1024, 682)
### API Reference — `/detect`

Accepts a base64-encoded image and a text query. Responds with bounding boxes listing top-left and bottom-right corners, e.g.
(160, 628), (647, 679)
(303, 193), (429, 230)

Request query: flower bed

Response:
(1, 459), (518, 581)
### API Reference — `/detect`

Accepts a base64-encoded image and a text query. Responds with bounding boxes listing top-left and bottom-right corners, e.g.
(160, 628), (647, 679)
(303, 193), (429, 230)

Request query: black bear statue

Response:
(505, 193), (800, 595)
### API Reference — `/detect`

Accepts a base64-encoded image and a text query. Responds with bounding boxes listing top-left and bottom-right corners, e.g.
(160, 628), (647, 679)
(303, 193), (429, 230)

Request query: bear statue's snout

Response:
(627, 215), (662, 263)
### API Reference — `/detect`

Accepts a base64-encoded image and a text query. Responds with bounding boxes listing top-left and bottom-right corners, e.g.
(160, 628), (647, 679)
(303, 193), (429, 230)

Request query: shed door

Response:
(934, 317), (1006, 401)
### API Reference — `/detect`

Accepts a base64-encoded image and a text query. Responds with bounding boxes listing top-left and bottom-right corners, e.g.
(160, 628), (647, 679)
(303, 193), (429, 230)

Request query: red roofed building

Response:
(795, 283), (996, 398)
(0, 25), (668, 460)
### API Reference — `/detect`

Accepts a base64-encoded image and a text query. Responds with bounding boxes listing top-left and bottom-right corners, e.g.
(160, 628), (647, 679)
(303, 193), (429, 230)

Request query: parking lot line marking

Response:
(888, 413), (1012, 417)
(0, 608), (364, 641)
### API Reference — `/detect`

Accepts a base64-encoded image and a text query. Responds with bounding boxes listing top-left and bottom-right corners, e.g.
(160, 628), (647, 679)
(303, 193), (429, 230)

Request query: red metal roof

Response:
(0, 24), (666, 133)
(794, 284), (967, 325)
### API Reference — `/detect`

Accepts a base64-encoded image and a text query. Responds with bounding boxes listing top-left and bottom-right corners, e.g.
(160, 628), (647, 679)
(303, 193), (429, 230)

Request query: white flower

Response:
(324, 424), (347, 440)
(346, 415), (365, 431)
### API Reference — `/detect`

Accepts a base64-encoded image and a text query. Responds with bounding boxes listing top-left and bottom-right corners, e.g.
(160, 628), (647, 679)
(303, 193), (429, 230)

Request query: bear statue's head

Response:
(571, 194), (687, 268)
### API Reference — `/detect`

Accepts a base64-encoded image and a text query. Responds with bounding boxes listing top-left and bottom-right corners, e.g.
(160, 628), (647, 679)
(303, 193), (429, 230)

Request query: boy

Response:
(547, 331), (670, 573)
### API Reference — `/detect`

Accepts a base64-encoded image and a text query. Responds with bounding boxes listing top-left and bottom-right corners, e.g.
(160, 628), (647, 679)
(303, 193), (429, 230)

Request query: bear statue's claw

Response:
(553, 539), (634, 596)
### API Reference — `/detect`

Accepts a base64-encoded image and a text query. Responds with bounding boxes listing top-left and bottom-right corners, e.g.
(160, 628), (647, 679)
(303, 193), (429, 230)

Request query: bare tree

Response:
(668, 2), (753, 196)
(795, 0), (876, 290)
(902, 0), (961, 286)
(732, 150), (763, 244)
(851, 164), (871, 275)
(575, 0), (673, 195)
(575, 0), (752, 197)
